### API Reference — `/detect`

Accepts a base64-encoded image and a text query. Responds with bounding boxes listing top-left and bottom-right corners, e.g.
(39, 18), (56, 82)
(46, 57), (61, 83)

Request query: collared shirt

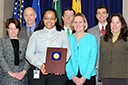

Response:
(26, 24), (36, 36)
(64, 26), (72, 34)
(26, 26), (71, 69)
(98, 22), (107, 32)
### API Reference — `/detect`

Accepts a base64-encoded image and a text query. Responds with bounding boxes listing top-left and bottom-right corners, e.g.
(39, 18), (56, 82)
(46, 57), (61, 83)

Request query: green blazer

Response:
(99, 36), (128, 80)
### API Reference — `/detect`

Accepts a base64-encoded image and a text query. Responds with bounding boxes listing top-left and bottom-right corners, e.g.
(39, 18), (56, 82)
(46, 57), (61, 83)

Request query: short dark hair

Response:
(62, 7), (76, 16)
(6, 17), (21, 30)
(34, 7), (61, 32)
(96, 4), (108, 14)
(104, 12), (128, 42)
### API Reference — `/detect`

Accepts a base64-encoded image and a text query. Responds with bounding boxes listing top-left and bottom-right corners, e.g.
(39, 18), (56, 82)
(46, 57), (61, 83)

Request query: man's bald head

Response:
(24, 7), (37, 26)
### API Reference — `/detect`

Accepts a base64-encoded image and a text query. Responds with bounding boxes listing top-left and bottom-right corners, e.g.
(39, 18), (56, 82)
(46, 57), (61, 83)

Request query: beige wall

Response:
(123, 0), (128, 24)
(0, 0), (4, 38)
(0, 0), (14, 38)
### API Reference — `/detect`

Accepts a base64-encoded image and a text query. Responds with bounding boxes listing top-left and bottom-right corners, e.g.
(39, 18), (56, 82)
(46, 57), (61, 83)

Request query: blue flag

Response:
(13, 0), (25, 27)
(32, 0), (41, 25)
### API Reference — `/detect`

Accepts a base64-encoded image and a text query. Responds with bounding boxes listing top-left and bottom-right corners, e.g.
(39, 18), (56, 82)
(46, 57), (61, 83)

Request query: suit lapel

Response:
(5, 36), (14, 52)
(24, 26), (28, 37)
(96, 25), (101, 36)
(18, 37), (22, 53)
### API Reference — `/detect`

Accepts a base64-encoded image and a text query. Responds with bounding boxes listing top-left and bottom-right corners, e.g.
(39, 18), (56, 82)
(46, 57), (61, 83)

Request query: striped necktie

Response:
(29, 27), (32, 37)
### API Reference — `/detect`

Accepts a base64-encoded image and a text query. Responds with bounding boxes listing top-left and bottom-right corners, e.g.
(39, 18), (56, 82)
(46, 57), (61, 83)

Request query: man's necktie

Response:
(101, 26), (105, 35)
(67, 28), (70, 36)
(29, 27), (32, 37)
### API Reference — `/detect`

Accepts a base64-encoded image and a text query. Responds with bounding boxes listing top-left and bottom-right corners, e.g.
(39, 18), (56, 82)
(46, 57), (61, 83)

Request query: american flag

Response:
(13, 0), (25, 27)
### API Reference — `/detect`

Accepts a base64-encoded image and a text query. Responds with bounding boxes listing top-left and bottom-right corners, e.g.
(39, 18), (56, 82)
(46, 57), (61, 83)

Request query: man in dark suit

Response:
(88, 5), (109, 85)
(62, 7), (75, 35)
(19, 7), (37, 85)
(19, 7), (37, 41)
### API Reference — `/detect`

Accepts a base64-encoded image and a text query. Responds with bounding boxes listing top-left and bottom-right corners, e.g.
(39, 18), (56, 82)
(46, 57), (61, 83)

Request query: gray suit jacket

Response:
(19, 25), (37, 41)
(19, 26), (28, 41)
(0, 36), (29, 85)
(88, 25), (101, 65)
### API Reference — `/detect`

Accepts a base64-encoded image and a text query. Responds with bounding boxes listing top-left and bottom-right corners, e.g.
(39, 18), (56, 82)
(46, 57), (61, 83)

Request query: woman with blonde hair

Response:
(66, 13), (98, 85)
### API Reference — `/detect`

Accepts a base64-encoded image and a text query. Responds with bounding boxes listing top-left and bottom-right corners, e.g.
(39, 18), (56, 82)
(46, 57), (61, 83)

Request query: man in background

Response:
(19, 7), (37, 85)
(62, 7), (76, 35)
(19, 7), (37, 41)
(88, 4), (109, 85)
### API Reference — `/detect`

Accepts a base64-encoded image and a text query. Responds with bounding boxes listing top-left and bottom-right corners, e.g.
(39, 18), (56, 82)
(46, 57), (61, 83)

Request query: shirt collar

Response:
(26, 24), (36, 31)
(98, 22), (107, 31)
(44, 26), (56, 33)
(26, 24), (36, 36)
(64, 26), (71, 31)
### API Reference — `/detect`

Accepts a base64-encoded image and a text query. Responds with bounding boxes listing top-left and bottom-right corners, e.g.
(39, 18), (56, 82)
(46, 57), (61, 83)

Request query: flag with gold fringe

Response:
(13, 0), (25, 27)
(72, 0), (82, 13)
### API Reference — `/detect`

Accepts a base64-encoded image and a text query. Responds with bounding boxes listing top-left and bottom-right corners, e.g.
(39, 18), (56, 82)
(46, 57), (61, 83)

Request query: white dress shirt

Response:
(26, 26), (71, 69)
(64, 26), (72, 34)
(98, 22), (107, 35)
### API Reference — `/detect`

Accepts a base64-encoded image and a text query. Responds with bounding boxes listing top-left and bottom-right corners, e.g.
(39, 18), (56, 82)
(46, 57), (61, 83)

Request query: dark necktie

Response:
(29, 27), (32, 37)
(101, 26), (105, 35)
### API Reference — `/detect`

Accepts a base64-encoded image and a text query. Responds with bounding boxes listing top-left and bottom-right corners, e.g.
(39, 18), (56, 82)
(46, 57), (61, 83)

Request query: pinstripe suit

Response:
(0, 36), (29, 85)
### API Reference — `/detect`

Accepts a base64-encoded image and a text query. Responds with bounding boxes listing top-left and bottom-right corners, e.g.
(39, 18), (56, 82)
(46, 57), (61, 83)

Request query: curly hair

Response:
(104, 12), (128, 42)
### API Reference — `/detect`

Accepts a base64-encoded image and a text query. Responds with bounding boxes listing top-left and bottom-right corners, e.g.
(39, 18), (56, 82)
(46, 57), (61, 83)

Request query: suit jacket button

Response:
(20, 59), (22, 62)
(19, 51), (21, 54)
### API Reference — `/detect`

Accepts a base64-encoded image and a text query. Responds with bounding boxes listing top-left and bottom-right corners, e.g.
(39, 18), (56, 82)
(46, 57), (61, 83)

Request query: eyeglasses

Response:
(64, 14), (74, 17)
(44, 17), (56, 21)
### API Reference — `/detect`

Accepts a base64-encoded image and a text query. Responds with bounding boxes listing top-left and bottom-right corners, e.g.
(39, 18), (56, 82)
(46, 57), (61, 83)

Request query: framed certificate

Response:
(45, 47), (67, 74)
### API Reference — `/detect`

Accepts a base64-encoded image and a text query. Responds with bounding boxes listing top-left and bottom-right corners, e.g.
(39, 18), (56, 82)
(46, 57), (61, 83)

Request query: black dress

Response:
(11, 39), (19, 65)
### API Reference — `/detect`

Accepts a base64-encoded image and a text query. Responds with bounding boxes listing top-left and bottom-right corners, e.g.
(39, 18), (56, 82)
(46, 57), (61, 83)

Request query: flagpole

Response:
(55, 2), (56, 10)
(20, 0), (22, 26)
(54, 0), (58, 10)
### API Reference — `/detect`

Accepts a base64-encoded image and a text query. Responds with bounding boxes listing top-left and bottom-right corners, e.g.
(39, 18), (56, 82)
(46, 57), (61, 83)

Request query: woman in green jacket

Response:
(99, 12), (128, 85)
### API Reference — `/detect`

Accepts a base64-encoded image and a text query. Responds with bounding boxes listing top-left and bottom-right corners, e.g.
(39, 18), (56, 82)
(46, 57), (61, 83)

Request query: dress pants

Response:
(96, 70), (101, 85)
(102, 78), (128, 85)
(28, 65), (67, 85)
(67, 71), (96, 85)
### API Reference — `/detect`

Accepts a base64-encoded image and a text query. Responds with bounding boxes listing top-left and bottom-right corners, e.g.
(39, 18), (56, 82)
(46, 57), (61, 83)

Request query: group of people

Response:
(0, 4), (127, 85)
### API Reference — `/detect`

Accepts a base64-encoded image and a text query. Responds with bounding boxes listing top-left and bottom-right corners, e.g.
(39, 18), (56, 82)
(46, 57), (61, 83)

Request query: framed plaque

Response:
(45, 47), (67, 74)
